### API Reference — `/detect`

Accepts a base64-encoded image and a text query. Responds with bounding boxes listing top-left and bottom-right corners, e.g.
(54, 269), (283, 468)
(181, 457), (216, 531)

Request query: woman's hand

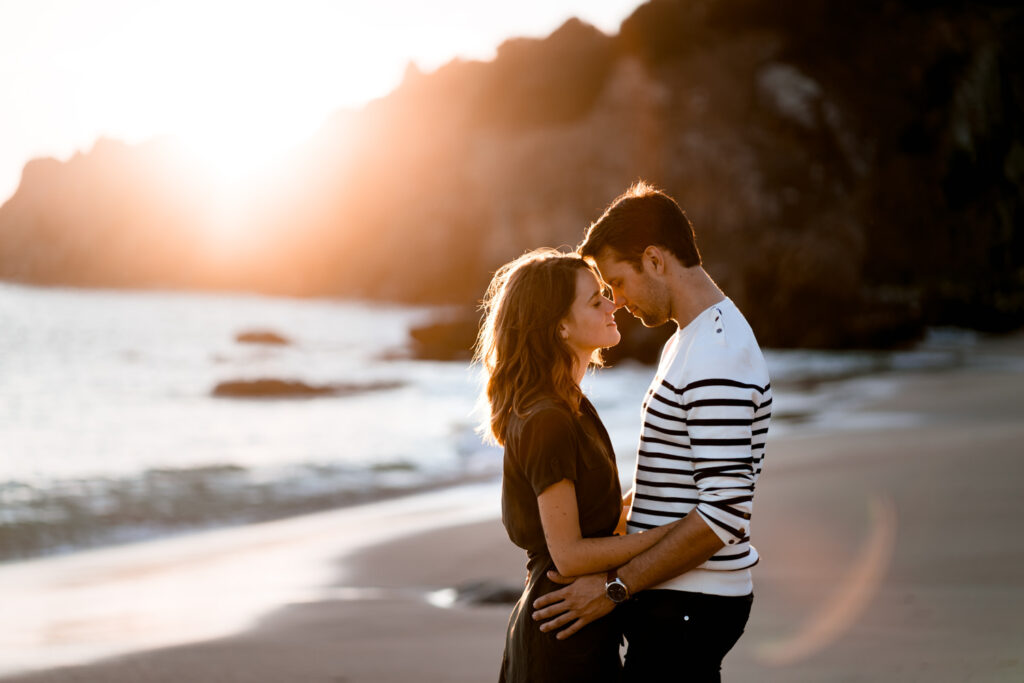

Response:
(614, 488), (633, 535)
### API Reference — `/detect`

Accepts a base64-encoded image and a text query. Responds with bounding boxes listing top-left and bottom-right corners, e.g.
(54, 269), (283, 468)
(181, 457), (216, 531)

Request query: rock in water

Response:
(212, 379), (404, 398)
(235, 330), (291, 345)
(453, 580), (522, 605)
(409, 311), (480, 361)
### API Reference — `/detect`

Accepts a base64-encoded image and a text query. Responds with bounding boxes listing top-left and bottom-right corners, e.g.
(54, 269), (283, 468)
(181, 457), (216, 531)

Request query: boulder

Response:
(212, 378), (403, 398)
(235, 330), (291, 345)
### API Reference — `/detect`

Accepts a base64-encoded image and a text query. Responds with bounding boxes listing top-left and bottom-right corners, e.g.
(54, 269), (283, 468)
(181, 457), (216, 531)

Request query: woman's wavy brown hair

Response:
(474, 248), (602, 446)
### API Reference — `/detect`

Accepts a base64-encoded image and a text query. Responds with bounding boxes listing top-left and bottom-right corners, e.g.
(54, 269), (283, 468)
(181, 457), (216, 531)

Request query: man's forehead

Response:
(591, 250), (629, 277)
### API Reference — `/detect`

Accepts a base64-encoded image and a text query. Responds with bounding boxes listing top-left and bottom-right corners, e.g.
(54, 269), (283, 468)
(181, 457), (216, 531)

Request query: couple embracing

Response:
(475, 182), (772, 682)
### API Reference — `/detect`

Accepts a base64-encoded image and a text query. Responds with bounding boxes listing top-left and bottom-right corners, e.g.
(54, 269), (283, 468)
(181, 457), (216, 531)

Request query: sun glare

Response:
(1, 1), (644, 228)
(81, 2), (412, 245)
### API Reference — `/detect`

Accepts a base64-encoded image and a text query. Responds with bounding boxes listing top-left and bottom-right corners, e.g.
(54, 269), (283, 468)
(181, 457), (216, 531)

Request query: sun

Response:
(177, 119), (301, 189)
(75, 2), (406, 244)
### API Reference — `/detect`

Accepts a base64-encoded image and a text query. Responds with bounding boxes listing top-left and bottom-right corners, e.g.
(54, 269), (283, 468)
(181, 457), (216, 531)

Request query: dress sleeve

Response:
(516, 407), (580, 497)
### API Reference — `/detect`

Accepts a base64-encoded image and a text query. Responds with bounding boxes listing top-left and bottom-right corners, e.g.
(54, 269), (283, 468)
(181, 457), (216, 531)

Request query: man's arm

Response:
(619, 509), (724, 592)
(531, 511), (723, 639)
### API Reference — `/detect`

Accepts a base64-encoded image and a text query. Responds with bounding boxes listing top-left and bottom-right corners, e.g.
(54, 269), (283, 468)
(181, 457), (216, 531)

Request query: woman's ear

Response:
(559, 323), (569, 340)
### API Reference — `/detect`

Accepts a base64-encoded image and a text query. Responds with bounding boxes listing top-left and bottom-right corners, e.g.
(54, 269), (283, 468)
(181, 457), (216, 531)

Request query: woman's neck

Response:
(573, 351), (590, 385)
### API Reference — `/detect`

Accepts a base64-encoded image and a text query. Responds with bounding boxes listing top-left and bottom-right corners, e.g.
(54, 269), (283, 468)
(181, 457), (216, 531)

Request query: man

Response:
(532, 182), (772, 680)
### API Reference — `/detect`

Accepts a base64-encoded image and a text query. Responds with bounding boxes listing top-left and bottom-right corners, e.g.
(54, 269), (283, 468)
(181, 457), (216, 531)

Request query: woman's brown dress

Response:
(499, 396), (623, 682)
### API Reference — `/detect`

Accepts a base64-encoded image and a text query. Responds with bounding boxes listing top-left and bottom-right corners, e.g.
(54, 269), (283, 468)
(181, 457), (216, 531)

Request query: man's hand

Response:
(531, 571), (614, 640)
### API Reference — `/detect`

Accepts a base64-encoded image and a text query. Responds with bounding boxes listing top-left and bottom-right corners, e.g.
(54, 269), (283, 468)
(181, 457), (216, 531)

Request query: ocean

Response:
(0, 282), (968, 563)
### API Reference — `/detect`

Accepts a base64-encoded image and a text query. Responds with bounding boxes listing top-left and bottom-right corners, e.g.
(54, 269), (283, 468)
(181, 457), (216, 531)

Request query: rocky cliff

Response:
(1, 1), (1021, 348)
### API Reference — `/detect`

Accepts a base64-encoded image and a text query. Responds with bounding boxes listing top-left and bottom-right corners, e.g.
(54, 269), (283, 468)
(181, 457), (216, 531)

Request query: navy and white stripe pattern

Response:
(627, 300), (771, 574)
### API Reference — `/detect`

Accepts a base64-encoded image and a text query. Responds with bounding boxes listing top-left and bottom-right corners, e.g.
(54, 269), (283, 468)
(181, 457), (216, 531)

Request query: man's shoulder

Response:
(672, 311), (769, 385)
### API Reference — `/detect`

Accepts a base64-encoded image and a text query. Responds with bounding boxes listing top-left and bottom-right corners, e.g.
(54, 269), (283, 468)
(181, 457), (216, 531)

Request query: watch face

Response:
(607, 581), (629, 603)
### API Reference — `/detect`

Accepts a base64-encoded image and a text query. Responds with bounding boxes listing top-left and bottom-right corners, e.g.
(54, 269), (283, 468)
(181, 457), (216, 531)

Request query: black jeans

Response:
(621, 590), (753, 682)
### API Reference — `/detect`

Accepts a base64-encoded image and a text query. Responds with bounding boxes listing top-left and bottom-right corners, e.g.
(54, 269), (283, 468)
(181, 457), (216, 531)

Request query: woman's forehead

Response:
(576, 268), (602, 294)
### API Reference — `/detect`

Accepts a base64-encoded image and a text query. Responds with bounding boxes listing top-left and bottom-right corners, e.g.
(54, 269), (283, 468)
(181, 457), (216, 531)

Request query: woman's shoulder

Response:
(508, 396), (578, 442)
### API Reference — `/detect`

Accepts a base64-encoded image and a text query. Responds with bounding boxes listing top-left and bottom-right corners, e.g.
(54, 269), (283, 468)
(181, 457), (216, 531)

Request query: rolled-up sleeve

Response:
(681, 378), (759, 546)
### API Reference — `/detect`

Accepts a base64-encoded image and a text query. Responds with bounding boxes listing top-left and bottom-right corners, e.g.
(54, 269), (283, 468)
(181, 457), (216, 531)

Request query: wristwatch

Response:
(605, 570), (630, 604)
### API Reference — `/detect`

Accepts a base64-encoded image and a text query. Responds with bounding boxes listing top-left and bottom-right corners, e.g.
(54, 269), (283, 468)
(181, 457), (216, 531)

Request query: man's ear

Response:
(643, 246), (666, 274)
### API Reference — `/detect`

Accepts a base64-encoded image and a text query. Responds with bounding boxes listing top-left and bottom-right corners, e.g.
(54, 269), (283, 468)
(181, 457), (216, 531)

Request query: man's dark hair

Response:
(578, 181), (701, 268)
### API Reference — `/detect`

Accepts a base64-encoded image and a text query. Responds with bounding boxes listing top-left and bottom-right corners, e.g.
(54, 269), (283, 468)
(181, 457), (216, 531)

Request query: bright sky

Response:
(0, 0), (641, 204)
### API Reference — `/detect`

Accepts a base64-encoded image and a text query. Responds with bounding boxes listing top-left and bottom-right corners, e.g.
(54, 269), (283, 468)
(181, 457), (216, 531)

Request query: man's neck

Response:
(666, 266), (726, 330)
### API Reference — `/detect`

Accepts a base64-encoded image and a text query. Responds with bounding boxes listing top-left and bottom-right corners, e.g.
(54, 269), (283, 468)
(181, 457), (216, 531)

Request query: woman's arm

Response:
(537, 479), (678, 578)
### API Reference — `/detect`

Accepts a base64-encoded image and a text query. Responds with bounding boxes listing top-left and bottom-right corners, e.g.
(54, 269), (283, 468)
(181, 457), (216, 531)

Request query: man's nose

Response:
(612, 292), (627, 310)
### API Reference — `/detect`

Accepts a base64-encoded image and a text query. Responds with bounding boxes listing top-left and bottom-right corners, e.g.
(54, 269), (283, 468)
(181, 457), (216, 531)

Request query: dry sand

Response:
(3, 334), (1023, 682)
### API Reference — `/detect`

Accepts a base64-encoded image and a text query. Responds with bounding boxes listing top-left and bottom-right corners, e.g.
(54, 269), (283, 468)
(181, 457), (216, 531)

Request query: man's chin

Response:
(636, 311), (668, 327)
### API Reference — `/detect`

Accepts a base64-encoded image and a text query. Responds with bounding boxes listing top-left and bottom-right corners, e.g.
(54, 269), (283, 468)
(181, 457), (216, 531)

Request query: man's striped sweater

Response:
(626, 297), (771, 597)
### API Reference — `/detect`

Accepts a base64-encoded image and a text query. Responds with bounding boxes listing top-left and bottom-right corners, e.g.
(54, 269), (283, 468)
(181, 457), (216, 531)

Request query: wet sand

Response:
(3, 334), (1023, 682)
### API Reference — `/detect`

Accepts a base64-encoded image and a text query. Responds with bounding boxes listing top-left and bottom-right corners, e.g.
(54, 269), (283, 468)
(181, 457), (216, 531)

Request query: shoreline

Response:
(0, 483), (504, 678)
(3, 333), (1023, 681)
(0, 470), (502, 567)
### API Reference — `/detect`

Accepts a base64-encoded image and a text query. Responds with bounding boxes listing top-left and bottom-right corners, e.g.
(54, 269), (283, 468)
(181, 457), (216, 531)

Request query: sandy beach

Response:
(3, 333), (1023, 682)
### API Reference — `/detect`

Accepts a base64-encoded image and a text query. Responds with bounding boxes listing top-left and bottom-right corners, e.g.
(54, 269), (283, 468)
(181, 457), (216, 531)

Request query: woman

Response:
(475, 249), (679, 682)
